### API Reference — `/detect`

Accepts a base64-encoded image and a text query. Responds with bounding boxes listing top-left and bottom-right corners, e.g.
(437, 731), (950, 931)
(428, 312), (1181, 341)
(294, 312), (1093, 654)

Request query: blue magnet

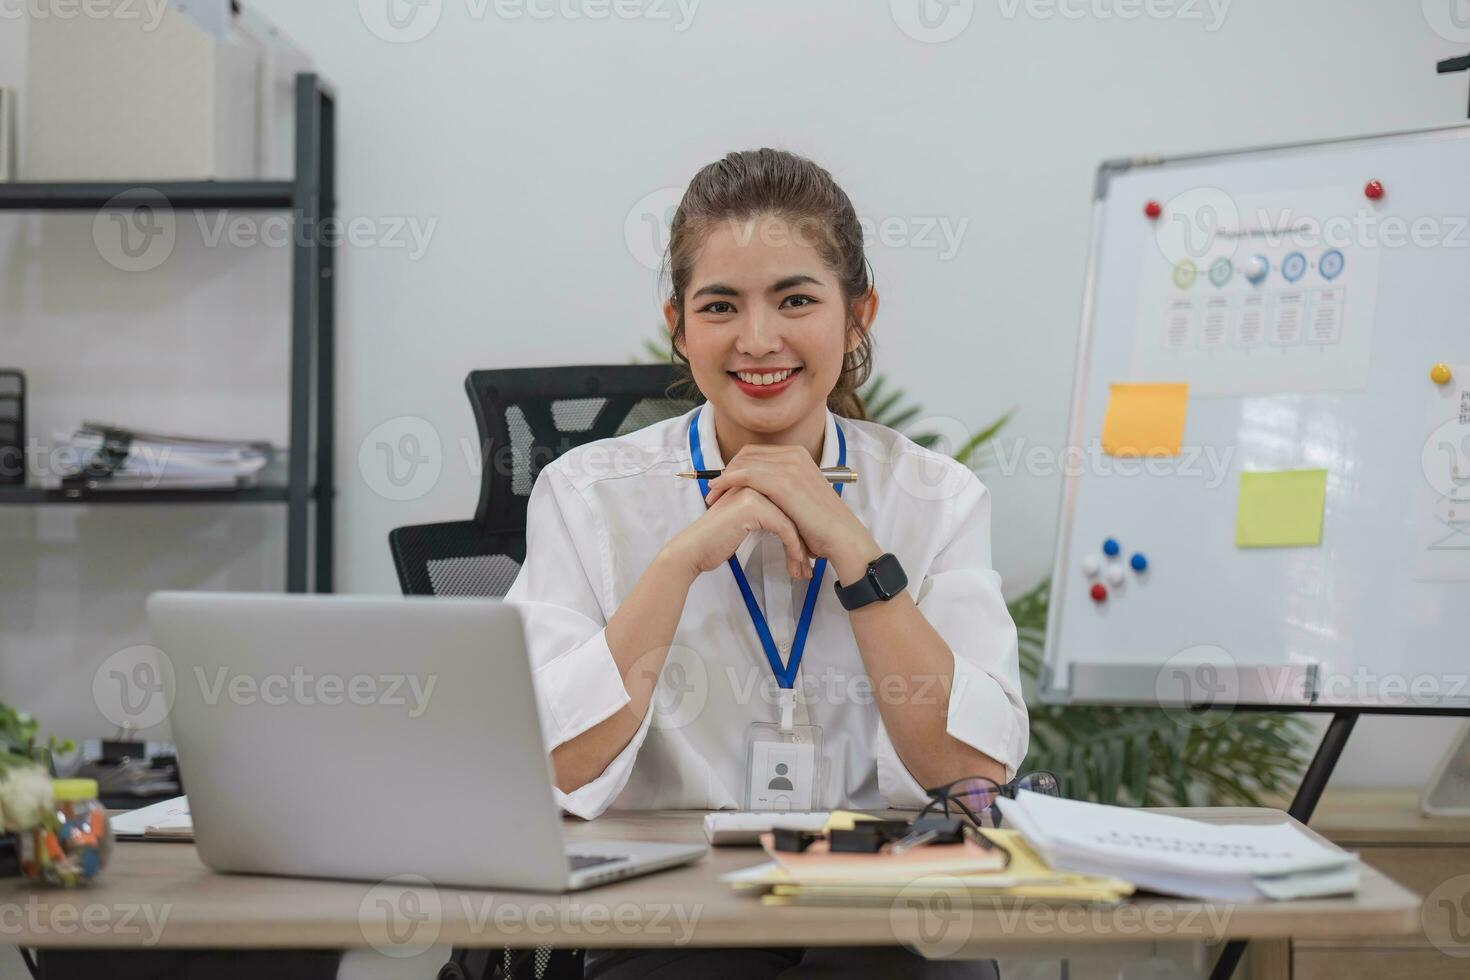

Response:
(1319, 248), (1344, 281)
(1103, 538), (1120, 557)
(1281, 251), (1307, 283)
(1130, 552), (1148, 572)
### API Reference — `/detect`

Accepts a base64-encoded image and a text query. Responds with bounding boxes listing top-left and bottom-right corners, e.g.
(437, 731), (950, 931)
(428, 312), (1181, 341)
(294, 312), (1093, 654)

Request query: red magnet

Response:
(1090, 583), (1108, 602)
(1144, 200), (1162, 219)
(1364, 180), (1384, 201)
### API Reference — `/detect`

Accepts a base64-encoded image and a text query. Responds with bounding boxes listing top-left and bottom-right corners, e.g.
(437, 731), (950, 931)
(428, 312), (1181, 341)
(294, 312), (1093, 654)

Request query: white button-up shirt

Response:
(504, 405), (1028, 820)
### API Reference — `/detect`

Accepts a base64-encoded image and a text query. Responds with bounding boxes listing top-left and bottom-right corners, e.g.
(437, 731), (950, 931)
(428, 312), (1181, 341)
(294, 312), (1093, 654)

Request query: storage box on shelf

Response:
(24, 1), (308, 181)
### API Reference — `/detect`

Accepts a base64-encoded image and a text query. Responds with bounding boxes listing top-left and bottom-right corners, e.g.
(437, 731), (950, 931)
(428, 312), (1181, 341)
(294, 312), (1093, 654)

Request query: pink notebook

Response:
(759, 832), (1009, 880)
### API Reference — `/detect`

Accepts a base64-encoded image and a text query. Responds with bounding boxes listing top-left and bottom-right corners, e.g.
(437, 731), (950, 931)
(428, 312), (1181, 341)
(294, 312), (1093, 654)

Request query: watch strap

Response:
(834, 553), (907, 611)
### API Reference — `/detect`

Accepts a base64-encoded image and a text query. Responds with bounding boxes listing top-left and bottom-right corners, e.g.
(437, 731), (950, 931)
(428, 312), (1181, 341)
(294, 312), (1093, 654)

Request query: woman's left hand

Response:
(703, 445), (881, 580)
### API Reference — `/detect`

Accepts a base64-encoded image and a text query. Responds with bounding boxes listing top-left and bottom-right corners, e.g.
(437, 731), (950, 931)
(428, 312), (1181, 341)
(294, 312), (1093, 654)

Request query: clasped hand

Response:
(667, 445), (878, 584)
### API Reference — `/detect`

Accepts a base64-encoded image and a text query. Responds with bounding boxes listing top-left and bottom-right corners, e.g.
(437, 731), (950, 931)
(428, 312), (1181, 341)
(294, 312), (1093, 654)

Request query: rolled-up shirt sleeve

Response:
(503, 465), (652, 819)
(875, 465), (1030, 803)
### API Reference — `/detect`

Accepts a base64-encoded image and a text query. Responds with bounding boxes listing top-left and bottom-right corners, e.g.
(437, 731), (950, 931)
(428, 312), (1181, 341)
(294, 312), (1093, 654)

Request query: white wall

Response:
(3, 1), (1468, 788)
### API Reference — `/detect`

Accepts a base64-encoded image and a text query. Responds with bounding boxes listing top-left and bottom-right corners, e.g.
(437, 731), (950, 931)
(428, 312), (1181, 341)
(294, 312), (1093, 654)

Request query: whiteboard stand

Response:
(1219, 66), (1470, 980)
(1040, 102), (1470, 980)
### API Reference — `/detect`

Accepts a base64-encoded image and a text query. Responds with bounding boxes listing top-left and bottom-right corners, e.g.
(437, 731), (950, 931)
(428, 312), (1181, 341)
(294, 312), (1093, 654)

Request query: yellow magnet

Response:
(1431, 363), (1452, 385)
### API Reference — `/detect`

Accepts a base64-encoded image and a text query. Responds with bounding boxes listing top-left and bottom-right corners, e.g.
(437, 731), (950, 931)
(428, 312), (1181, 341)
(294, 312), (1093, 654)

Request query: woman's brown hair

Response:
(663, 148), (873, 420)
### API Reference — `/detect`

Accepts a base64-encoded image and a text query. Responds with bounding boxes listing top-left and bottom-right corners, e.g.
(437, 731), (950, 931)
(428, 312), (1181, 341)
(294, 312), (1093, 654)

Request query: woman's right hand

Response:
(663, 487), (813, 582)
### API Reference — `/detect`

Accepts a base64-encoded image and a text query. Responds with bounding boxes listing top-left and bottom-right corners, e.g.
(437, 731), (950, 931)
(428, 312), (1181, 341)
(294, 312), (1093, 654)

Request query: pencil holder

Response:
(19, 779), (112, 887)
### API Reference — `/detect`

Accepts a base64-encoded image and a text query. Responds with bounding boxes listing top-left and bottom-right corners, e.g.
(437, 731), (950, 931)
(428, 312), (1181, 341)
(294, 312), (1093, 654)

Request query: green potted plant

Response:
(0, 704), (56, 835)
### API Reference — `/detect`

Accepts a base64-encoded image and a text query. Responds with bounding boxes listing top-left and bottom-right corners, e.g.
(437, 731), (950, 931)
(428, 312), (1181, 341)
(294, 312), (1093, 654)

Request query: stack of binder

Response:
(0, 370), (22, 486)
(722, 811), (1134, 907)
(54, 423), (275, 492)
(996, 791), (1361, 902)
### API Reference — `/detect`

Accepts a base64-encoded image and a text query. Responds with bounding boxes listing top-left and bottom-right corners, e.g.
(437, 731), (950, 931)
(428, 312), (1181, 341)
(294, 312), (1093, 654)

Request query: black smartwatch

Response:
(834, 553), (907, 611)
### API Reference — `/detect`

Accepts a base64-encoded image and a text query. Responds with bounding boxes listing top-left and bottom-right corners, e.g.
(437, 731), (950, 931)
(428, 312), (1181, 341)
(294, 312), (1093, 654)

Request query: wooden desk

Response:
(0, 808), (1421, 964)
(1273, 789), (1470, 980)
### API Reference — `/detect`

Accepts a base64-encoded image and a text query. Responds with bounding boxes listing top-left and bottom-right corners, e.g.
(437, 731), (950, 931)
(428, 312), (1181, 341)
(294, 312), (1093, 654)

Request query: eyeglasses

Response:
(919, 771), (1062, 829)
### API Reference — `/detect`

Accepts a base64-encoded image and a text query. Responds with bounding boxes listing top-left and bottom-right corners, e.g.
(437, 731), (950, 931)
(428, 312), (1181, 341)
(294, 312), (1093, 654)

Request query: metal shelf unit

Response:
(0, 73), (336, 593)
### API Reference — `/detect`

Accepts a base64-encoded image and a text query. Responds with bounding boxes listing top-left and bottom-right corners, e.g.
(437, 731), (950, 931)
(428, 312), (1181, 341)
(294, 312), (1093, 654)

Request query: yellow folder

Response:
(724, 828), (1134, 906)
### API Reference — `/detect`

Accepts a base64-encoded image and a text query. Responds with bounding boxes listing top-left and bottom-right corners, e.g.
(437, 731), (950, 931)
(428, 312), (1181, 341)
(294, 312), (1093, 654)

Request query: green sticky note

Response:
(1235, 469), (1328, 548)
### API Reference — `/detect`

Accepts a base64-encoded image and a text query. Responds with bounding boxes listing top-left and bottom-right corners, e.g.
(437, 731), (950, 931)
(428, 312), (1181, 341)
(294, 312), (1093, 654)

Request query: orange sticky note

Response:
(1101, 383), (1188, 457)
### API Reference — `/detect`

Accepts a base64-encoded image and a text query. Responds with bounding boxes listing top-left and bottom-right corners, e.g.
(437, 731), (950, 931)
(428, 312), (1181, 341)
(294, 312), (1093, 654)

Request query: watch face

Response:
(870, 554), (906, 598)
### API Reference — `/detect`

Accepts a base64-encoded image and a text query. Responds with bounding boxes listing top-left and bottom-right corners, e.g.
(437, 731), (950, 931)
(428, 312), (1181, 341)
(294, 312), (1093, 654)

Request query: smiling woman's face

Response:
(668, 213), (873, 446)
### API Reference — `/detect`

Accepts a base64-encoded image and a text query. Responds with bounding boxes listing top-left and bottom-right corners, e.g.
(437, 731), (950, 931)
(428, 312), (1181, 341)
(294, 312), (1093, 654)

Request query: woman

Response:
(505, 148), (1026, 978)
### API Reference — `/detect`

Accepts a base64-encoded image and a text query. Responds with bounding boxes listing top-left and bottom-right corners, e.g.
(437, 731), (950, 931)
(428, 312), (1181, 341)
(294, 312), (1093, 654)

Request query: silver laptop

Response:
(146, 592), (705, 891)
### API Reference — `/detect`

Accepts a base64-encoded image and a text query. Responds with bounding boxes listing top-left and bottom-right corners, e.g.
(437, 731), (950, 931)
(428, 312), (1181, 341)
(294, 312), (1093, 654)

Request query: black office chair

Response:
(390, 363), (697, 601)
(389, 365), (696, 980)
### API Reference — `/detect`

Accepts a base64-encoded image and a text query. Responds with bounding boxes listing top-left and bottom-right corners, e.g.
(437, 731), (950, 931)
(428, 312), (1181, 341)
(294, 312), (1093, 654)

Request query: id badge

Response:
(744, 720), (822, 811)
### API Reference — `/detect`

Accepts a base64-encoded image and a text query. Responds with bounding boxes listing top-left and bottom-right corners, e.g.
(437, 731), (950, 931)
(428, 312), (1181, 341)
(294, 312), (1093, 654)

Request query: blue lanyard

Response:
(687, 407), (845, 690)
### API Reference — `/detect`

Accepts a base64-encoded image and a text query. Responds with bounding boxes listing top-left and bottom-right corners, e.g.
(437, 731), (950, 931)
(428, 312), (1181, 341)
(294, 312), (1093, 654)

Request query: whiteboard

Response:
(1042, 124), (1470, 711)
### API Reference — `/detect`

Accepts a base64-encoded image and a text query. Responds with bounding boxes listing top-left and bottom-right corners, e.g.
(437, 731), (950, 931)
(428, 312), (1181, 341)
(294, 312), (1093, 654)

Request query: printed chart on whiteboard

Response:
(1417, 366), (1470, 582)
(1130, 187), (1381, 396)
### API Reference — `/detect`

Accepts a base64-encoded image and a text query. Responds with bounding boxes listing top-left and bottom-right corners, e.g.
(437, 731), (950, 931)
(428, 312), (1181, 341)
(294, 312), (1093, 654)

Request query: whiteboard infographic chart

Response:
(1132, 186), (1381, 396)
(1043, 124), (1470, 710)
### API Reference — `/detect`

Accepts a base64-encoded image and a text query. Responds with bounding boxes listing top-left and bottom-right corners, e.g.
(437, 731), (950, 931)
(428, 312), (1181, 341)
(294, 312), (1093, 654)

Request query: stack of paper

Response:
(110, 795), (193, 841)
(53, 423), (275, 491)
(996, 791), (1359, 902)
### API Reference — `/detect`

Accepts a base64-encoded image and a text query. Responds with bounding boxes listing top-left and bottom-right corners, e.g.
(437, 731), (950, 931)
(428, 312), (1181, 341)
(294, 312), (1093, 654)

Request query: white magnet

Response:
(1106, 564), (1125, 586)
(1082, 555), (1101, 578)
(1244, 255), (1268, 284)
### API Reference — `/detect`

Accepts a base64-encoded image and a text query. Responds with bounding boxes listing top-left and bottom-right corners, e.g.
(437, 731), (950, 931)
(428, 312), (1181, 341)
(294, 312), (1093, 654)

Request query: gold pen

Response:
(675, 466), (857, 484)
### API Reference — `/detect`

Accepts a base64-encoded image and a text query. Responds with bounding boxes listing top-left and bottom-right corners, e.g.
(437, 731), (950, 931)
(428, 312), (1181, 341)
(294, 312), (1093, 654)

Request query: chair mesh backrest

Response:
(389, 365), (697, 598)
(426, 553), (523, 597)
(502, 396), (691, 496)
(467, 365), (698, 538)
